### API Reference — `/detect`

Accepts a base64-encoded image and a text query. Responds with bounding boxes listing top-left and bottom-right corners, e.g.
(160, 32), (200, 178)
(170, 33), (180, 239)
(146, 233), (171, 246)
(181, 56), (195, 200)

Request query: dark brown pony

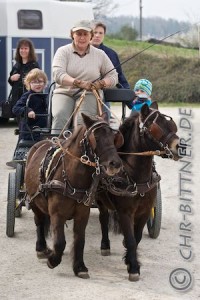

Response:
(25, 113), (123, 278)
(96, 102), (182, 281)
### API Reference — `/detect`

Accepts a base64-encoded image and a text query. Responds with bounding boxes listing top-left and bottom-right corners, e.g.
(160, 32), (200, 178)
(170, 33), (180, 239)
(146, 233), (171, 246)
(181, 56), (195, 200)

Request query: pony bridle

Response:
(81, 121), (114, 175)
(139, 109), (177, 159)
(52, 121), (112, 175)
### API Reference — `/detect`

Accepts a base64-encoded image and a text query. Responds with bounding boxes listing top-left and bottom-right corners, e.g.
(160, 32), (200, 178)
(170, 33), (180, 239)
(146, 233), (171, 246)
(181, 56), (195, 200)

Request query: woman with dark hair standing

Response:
(8, 38), (40, 111)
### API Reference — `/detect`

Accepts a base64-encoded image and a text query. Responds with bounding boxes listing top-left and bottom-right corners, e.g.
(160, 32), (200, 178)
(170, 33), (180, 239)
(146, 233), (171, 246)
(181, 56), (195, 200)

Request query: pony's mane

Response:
(118, 113), (139, 151)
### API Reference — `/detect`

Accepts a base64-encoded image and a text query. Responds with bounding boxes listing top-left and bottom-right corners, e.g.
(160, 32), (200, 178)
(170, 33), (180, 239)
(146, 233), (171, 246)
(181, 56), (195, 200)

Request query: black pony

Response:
(96, 102), (181, 281)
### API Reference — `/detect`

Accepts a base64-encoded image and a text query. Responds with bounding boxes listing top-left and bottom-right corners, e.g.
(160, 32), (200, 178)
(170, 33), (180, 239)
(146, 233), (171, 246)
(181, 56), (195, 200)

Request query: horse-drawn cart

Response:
(6, 87), (162, 239)
(6, 92), (51, 237)
(6, 144), (31, 237)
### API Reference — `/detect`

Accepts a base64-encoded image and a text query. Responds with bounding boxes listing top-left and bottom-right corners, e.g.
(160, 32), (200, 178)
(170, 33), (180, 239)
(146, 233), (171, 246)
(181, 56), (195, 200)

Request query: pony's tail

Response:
(109, 211), (122, 234)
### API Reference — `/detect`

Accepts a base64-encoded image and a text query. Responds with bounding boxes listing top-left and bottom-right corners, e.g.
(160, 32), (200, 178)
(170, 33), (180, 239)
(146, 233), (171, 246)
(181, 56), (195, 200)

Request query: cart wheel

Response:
(6, 172), (16, 237)
(0, 117), (9, 123)
(15, 163), (24, 217)
(147, 182), (162, 239)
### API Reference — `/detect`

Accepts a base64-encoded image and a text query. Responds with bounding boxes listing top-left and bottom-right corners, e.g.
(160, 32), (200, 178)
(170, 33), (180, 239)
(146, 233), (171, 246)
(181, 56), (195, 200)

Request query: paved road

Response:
(0, 107), (200, 300)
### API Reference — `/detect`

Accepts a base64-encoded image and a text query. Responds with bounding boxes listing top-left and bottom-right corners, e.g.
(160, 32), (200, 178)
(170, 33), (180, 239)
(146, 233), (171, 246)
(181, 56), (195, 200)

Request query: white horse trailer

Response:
(0, 0), (93, 112)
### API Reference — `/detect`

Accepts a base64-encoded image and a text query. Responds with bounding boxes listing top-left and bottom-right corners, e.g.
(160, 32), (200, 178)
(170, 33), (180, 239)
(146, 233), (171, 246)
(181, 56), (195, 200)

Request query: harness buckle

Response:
(51, 136), (59, 144)
(63, 130), (72, 140)
(155, 150), (161, 156)
(139, 122), (144, 129)
(164, 145), (174, 159)
(81, 155), (89, 164)
(70, 188), (76, 195)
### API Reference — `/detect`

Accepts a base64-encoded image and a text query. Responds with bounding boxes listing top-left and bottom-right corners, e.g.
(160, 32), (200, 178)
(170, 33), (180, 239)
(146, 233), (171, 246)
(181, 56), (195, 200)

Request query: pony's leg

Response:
(118, 212), (140, 281)
(98, 202), (110, 256)
(135, 195), (155, 245)
(73, 207), (90, 279)
(32, 205), (52, 259)
(134, 216), (149, 245)
(47, 214), (66, 269)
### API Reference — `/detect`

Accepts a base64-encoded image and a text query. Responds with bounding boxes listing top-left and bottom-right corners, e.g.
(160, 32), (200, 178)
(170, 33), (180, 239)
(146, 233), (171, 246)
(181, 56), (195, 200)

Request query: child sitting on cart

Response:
(131, 78), (159, 179)
(6, 69), (48, 168)
(12, 68), (48, 141)
(131, 78), (152, 112)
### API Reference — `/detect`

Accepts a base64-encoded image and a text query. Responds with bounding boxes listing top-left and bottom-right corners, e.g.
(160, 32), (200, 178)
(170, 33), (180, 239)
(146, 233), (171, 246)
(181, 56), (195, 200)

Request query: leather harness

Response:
(28, 121), (110, 207)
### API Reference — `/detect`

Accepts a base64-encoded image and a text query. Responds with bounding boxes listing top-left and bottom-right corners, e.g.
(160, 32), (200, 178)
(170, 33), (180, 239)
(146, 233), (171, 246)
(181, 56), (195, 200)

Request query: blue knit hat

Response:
(134, 79), (152, 97)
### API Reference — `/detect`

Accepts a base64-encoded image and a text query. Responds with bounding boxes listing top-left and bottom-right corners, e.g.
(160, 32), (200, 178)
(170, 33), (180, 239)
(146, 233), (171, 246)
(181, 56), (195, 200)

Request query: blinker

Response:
(148, 122), (164, 140)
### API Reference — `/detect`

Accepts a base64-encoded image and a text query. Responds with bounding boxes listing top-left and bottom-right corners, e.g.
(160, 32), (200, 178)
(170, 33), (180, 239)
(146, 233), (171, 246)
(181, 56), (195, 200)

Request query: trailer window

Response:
(17, 10), (43, 29)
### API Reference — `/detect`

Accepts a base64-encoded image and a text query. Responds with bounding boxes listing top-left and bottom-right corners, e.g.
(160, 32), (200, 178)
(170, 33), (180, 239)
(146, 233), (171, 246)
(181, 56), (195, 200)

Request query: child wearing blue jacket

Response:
(131, 78), (152, 112)
(131, 78), (159, 178)
(12, 68), (48, 141)
(6, 69), (48, 168)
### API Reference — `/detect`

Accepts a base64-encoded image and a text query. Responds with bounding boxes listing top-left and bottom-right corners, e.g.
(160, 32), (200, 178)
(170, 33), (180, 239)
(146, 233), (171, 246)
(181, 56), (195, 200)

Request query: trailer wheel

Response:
(15, 163), (24, 217)
(147, 182), (162, 239)
(6, 172), (16, 237)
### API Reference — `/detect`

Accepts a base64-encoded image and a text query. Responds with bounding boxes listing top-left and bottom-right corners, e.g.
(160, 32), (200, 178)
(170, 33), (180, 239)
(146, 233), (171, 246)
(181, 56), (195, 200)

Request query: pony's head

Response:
(139, 102), (182, 160)
(81, 113), (123, 176)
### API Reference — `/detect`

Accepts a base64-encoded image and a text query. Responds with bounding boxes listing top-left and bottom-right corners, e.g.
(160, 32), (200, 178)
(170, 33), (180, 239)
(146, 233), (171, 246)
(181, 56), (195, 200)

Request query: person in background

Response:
(91, 21), (131, 115)
(131, 78), (152, 113)
(51, 20), (118, 134)
(6, 69), (48, 168)
(8, 38), (40, 114)
(91, 21), (130, 89)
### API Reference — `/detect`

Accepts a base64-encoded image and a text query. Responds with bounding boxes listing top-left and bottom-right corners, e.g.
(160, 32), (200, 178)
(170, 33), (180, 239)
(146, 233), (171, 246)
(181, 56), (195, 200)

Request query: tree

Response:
(108, 25), (138, 41)
(69, 0), (118, 18)
(119, 25), (138, 41)
(58, 0), (117, 20)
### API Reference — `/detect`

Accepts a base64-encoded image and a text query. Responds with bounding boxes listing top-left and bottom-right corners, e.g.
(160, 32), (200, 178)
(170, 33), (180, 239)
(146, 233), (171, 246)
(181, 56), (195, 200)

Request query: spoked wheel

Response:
(147, 182), (162, 239)
(6, 172), (16, 237)
(15, 163), (24, 217)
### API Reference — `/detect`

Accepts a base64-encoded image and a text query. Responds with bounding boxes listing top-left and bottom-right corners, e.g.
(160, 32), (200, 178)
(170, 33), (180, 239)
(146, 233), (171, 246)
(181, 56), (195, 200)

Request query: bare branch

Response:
(84, 0), (118, 18)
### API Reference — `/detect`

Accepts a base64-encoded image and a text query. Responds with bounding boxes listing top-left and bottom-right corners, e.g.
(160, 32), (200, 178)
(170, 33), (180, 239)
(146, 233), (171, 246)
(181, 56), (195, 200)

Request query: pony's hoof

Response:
(129, 273), (140, 282)
(101, 249), (111, 256)
(77, 272), (90, 279)
(47, 259), (55, 269)
(37, 247), (52, 259)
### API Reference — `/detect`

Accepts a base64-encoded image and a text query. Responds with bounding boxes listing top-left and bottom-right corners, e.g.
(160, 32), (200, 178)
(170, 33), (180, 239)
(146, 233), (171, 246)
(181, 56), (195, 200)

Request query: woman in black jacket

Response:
(8, 38), (40, 114)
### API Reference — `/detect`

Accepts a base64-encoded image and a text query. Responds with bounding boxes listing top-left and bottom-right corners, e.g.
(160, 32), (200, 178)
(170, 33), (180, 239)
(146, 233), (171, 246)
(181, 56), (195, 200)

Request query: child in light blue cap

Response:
(132, 78), (152, 112)
(132, 78), (159, 178)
